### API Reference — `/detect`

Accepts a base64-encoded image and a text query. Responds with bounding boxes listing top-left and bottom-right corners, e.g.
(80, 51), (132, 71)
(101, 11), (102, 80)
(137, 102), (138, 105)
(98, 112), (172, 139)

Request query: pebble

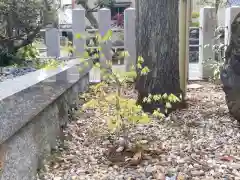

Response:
(187, 83), (203, 89)
(193, 163), (202, 169)
(145, 165), (157, 174)
(177, 158), (185, 164)
(165, 175), (177, 180)
(153, 172), (165, 179)
(0, 66), (36, 82)
(191, 170), (205, 176)
(229, 163), (240, 169)
(116, 146), (124, 152)
(53, 177), (62, 180)
(102, 140), (111, 145)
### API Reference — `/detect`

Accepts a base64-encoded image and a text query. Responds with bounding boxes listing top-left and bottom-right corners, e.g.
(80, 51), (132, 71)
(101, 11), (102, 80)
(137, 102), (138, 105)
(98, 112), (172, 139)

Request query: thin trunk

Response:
(135, 0), (182, 113)
(6, 11), (14, 53)
(215, 0), (220, 15)
(79, 1), (99, 28)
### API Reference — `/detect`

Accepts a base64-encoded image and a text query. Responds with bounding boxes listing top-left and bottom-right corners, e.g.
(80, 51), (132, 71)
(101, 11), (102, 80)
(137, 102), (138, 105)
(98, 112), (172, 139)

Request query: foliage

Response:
(204, 26), (225, 81)
(0, 0), (58, 56)
(198, 0), (230, 12)
(76, 0), (113, 6)
(35, 58), (63, 69)
(0, 50), (24, 66)
(94, 0), (115, 7)
(192, 12), (200, 19)
(16, 42), (40, 60)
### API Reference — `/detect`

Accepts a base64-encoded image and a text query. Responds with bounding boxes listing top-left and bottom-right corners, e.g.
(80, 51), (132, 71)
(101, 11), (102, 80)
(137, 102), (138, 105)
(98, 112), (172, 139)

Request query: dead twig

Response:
(190, 156), (212, 171)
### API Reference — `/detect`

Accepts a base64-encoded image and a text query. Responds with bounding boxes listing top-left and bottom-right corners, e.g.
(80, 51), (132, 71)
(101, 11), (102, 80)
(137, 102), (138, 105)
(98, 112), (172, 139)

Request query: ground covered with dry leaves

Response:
(37, 81), (240, 180)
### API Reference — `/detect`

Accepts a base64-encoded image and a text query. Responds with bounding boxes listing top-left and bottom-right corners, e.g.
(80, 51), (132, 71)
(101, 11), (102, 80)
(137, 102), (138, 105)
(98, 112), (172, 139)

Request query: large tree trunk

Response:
(220, 12), (240, 121)
(135, 0), (182, 113)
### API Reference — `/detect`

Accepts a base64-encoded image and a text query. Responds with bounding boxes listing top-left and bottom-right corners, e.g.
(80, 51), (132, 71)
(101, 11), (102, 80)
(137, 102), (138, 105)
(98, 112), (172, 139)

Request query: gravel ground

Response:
(0, 67), (36, 82)
(37, 81), (240, 180)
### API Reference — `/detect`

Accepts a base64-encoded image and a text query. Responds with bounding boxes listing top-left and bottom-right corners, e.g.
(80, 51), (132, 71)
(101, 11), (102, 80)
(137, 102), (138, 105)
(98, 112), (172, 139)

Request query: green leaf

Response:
(83, 51), (89, 58)
(140, 66), (150, 75)
(102, 30), (113, 42)
(82, 99), (98, 110)
(165, 102), (172, 108)
(146, 97), (151, 103)
(153, 109), (165, 119)
(138, 113), (150, 124)
(79, 58), (85, 63)
(120, 51), (129, 58)
(168, 93), (180, 103)
(107, 118), (121, 132)
(83, 61), (89, 67)
(153, 95), (161, 101)
(75, 33), (81, 39)
(138, 56), (144, 63)
(162, 93), (168, 99)
(165, 109), (168, 114)
(137, 63), (142, 69)
(143, 97), (148, 103)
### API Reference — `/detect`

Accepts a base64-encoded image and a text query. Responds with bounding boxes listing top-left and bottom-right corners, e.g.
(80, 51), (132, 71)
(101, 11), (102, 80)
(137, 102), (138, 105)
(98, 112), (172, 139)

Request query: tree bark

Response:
(76, 0), (99, 28)
(135, 0), (182, 113)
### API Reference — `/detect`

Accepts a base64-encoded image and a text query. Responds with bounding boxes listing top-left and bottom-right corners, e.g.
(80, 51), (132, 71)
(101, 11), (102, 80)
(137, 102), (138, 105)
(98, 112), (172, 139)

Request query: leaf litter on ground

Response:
(37, 81), (240, 180)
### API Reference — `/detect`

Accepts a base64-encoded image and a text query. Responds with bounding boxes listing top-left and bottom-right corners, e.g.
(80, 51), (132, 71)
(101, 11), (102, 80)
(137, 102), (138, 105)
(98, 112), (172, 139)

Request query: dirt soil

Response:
(37, 81), (240, 180)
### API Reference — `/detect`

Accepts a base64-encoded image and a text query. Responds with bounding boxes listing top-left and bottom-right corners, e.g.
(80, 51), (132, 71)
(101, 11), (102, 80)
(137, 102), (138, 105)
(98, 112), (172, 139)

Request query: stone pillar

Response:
(72, 8), (86, 57)
(45, 28), (60, 58)
(124, 8), (136, 72)
(225, 7), (240, 49)
(98, 8), (112, 70)
(199, 7), (216, 79)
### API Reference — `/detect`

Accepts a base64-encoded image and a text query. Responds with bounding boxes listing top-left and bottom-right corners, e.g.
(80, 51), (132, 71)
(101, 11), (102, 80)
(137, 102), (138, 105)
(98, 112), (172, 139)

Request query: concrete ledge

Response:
(0, 58), (93, 180)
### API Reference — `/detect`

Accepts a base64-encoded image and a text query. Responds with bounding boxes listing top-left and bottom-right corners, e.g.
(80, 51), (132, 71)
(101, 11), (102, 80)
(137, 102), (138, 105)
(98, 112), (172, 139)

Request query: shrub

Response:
(0, 50), (24, 67)
(44, 29), (181, 145)
(77, 30), (181, 139)
(16, 42), (40, 60)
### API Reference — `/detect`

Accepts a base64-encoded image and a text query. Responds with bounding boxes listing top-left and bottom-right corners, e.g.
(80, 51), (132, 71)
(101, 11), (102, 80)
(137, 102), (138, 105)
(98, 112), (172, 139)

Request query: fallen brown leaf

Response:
(220, 155), (235, 162)
(126, 151), (143, 166)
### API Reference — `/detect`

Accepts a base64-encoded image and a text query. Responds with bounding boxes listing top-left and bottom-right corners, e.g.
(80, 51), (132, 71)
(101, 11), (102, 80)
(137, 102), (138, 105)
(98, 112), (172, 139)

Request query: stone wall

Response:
(0, 58), (93, 180)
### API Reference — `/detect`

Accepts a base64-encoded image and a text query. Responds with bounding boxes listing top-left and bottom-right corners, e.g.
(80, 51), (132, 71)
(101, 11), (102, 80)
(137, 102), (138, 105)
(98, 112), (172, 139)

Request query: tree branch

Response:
(13, 26), (42, 51)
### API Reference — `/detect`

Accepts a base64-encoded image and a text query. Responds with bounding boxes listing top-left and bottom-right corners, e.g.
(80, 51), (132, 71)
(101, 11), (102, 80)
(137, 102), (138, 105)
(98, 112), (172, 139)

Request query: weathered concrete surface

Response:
(0, 59), (92, 180)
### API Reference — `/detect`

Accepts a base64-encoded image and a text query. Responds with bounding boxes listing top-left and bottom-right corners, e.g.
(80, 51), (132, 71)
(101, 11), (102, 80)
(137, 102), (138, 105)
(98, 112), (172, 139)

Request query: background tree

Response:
(76, 0), (115, 28)
(0, 0), (58, 53)
(135, 0), (182, 113)
(199, 0), (230, 14)
(0, 0), (59, 65)
(75, 0), (125, 64)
